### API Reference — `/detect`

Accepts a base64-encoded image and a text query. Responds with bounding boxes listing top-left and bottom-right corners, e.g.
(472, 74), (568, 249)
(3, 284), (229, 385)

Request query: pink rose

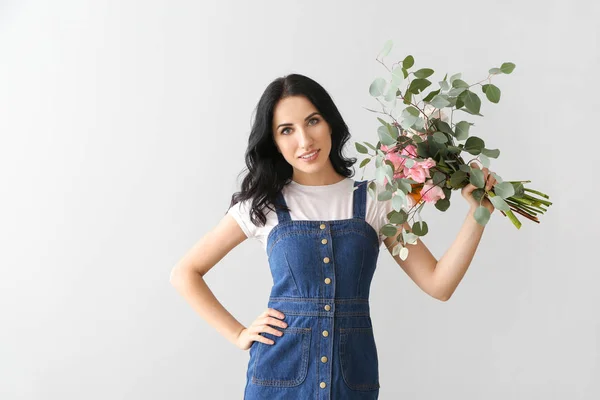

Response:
(420, 179), (445, 203)
(402, 157), (437, 183)
(381, 144), (438, 185)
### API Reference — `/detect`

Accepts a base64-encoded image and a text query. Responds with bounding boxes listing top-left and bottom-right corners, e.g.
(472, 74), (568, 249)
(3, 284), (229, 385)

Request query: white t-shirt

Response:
(227, 177), (394, 252)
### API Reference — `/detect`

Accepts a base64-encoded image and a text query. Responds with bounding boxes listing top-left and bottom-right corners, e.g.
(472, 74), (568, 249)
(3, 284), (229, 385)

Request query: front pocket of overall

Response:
(251, 327), (311, 387)
(339, 326), (380, 391)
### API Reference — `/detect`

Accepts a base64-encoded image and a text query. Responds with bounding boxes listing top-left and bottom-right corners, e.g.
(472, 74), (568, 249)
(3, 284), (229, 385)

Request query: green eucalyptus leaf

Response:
(378, 190), (393, 201)
(364, 141), (377, 151)
(403, 230), (418, 245)
(432, 171), (447, 186)
(404, 106), (420, 117)
(399, 246), (409, 260)
(369, 77), (387, 97)
(368, 181), (377, 201)
(416, 141), (430, 158)
(434, 198), (450, 211)
(500, 62), (515, 74)
(380, 39), (393, 57)
(463, 90), (482, 114)
(423, 89), (440, 103)
(457, 106), (484, 117)
(430, 94), (451, 108)
(388, 209), (408, 224)
(489, 195), (510, 211)
(452, 79), (469, 88)
(455, 94), (464, 110)
(470, 168), (485, 188)
(473, 206), (491, 225)
(379, 121), (399, 139)
(412, 221), (429, 236)
(489, 67), (502, 74)
(377, 125), (396, 145)
(439, 80), (450, 91)
(481, 148), (500, 158)
(392, 192), (406, 211)
(359, 158), (371, 168)
(479, 154), (490, 168)
(414, 68), (434, 79)
(408, 78), (432, 94)
(459, 164), (471, 173)
(449, 73), (461, 85)
(355, 142), (368, 154)
(433, 131), (448, 143)
(375, 153), (383, 168)
(482, 84), (501, 103)
(434, 120), (453, 135)
(385, 83), (399, 102)
(403, 55), (415, 69)
(455, 121), (472, 141)
(448, 87), (467, 97)
(396, 179), (412, 194)
(494, 182), (515, 199)
(449, 170), (467, 188)
(411, 134), (423, 144)
(472, 188), (485, 202)
(381, 224), (398, 237)
(375, 165), (387, 185)
(392, 243), (401, 256)
(392, 66), (404, 86)
(464, 136), (485, 155)
(383, 163), (394, 182)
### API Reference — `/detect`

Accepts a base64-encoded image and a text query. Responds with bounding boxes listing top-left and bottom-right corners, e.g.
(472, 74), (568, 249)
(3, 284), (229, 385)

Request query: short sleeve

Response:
(227, 199), (257, 239)
(369, 181), (395, 248)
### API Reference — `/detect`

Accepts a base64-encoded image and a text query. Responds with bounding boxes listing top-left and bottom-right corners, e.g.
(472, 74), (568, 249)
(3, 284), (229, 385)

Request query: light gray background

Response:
(1, 1), (598, 399)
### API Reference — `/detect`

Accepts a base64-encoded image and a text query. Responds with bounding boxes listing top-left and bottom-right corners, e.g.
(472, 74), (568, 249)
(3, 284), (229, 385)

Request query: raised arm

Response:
(383, 166), (496, 301)
(383, 207), (488, 302)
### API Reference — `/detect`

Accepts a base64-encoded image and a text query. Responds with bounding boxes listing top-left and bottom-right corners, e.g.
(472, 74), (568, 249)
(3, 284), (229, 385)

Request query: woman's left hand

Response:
(461, 162), (497, 213)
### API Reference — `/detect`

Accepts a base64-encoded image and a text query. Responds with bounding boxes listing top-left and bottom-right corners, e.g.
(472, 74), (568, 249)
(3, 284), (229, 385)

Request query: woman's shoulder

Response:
(227, 197), (278, 239)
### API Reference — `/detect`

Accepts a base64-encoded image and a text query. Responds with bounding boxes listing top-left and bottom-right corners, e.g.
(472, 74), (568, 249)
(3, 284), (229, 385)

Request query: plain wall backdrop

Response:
(1, 0), (598, 399)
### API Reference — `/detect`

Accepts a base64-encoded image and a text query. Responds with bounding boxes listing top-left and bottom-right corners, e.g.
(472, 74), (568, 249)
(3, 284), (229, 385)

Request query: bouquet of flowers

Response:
(355, 39), (552, 260)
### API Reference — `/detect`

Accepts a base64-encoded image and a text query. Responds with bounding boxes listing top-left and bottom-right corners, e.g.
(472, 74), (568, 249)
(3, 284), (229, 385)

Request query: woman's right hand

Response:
(235, 308), (288, 351)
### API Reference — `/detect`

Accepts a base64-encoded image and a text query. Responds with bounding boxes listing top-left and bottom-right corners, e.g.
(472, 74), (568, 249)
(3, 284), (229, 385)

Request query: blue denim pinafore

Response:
(244, 180), (381, 399)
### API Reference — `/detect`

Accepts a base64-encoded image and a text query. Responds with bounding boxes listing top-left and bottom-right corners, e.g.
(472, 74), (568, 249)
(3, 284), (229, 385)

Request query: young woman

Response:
(170, 73), (497, 399)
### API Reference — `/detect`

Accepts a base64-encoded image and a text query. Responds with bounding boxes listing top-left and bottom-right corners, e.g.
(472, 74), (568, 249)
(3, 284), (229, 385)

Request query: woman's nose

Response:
(297, 129), (314, 148)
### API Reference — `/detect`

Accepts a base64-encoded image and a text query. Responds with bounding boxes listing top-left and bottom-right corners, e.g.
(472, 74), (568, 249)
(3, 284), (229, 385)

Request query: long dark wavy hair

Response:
(228, 73), (358, 227)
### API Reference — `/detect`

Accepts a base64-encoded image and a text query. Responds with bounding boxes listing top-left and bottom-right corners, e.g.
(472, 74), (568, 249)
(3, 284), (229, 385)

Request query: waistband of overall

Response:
(267, 297), (371, 317)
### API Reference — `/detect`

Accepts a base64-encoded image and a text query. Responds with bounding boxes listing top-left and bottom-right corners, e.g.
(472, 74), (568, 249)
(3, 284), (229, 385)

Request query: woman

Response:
(170, 73), (497, 399)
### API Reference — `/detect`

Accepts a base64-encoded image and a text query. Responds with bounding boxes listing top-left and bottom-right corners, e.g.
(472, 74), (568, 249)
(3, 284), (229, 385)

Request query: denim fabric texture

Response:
(244, 180), (381, 399)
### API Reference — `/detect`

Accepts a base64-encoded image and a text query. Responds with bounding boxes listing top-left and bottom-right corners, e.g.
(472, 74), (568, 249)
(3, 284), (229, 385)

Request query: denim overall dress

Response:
(243, 180), (381, 399)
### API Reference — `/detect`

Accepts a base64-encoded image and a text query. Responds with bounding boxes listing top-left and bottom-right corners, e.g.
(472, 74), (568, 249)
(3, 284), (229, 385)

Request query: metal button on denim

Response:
(244, 180), (381, 399)
(323, 257), (330, 263)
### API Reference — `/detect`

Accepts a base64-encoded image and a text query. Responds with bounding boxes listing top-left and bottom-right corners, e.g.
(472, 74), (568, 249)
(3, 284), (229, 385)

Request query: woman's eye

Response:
(281, 118), (319, 135)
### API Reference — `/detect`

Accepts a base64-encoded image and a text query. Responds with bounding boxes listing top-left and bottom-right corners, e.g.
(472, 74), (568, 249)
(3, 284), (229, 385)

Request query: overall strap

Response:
(352, 180), (367, 220)
(274, 190), (291, 223)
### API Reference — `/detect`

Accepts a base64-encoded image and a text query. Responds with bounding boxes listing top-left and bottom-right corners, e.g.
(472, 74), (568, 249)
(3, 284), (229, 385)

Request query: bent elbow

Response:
(169, 264), (187, 286)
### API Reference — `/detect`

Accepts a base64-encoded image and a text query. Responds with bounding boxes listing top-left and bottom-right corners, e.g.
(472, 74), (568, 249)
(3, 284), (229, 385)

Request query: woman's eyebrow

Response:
(276, 112), (321, 130)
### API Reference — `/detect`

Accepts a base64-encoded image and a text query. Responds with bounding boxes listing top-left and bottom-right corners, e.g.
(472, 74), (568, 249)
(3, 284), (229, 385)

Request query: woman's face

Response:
(271, 96), (333, 180)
